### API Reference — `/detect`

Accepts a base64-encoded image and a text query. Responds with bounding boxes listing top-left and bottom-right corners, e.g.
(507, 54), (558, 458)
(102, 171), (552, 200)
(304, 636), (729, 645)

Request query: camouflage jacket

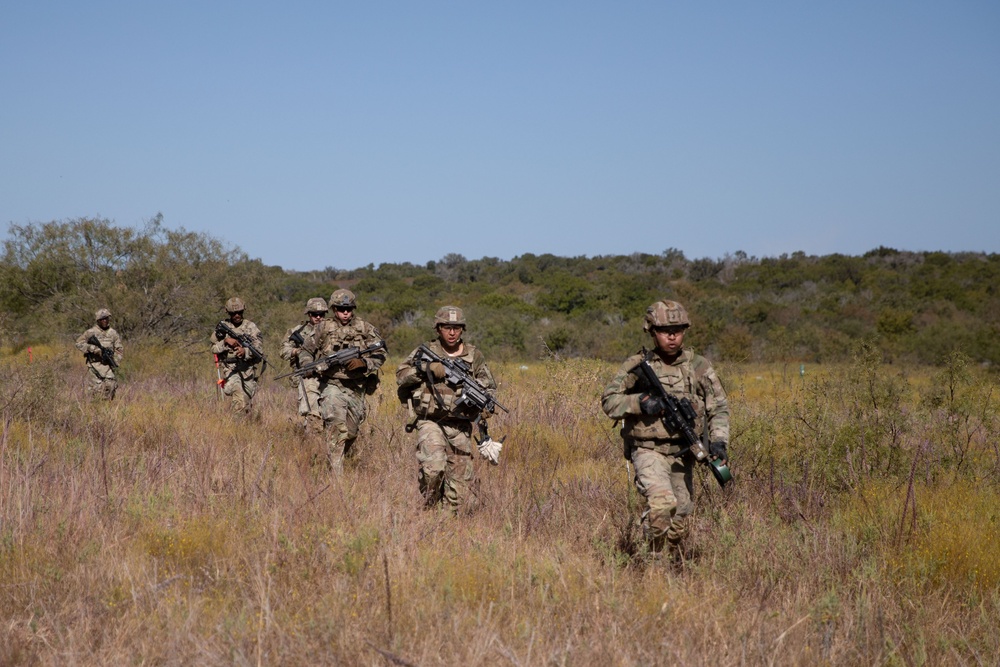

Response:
(396, 340), (496, 422)
(313, 316), (385, 389)
(280, 321), (320, 366)
(210, 319), (263, 379)
(601, 348), (729, 451)
(75, 326), (123, 370)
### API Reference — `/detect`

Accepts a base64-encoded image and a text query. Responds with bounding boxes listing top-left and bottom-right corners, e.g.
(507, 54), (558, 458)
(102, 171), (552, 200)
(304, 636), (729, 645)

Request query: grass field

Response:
(1, 344), (998, 665)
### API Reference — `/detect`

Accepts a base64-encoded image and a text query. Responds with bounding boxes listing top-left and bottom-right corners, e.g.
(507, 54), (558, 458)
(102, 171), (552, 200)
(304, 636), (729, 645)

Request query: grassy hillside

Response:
(1, 343), (997, 665)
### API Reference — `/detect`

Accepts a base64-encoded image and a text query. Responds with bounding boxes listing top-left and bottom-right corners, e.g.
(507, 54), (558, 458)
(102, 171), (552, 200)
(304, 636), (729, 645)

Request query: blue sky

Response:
(2, 1), (998, 271)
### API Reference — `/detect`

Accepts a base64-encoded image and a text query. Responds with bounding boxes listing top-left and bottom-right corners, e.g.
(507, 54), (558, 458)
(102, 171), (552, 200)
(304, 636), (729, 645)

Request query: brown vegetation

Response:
(1, 344), (998, 665)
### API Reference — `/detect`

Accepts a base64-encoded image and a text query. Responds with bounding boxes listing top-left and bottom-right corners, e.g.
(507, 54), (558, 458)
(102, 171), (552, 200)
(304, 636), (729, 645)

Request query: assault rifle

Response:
(413, 344), (508, 417)
(274, 340), (387, 381)
(287, 325), (306, 348)
(87, 335), (118, 369)
(633, 350), (731, 487)
(284, 324), (312, 411)
(215, 321), (267, 365)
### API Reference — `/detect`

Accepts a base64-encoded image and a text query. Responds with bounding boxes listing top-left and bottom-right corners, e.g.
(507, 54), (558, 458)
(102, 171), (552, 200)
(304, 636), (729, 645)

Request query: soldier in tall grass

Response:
(280, 297), (328, 437)
(75, 307), (123, 400)
(396, 305), (498, 514)
(211, 297), (264, 416)
(602, 300), (730, 558)
(312, 289), (386, 473)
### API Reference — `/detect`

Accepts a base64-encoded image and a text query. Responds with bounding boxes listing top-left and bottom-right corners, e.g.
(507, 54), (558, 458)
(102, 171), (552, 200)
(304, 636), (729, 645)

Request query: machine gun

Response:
(87, 335), (118, 369)
(632, 350), (731, 487)
(274, 341), (387, 381)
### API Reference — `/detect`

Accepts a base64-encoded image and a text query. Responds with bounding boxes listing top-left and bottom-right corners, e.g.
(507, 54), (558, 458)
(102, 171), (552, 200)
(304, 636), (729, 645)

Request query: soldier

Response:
(601, 300), (730, 559)
(211, 297), (264, 415)
(313, 289), (386, 473)
(75, 308), (123, 400)
(396, 305), (498, 514)
(280, 297), (327, 435)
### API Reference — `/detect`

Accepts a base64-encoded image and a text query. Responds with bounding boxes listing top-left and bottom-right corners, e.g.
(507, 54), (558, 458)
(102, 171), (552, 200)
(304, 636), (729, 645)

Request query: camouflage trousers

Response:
(221, 371), (258, 415)
(320, 381), (366, 472)
(296, 377), (322, 419)
(630, 445), (694, 548)
(85, 362), (117, 401)
(414, 419), (475, 513)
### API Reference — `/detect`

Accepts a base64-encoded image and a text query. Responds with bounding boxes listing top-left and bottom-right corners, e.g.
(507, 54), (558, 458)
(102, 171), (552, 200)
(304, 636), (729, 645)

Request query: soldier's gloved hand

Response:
(639, 393), (667, 415)
(344, 358), (366, 372)
(427, 361), (446, 380)
(709, 441), (728, 462)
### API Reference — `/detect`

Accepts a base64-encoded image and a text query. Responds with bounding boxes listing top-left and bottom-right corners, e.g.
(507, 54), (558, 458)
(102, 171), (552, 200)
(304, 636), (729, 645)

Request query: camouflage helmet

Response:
(95, 308), (112, 321)
(305, 297), (328, 314)
(328, 289), (357, 309)
(225, 297), (246, 313)
(643, 300), (690, 332)
(434, 305), (466, 327)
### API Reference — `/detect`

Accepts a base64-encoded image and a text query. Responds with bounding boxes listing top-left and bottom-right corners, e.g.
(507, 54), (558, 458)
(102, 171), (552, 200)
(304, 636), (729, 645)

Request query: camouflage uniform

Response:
(396, 311), (497, 513)
(313, 308), (385, 472)
(602, 317), (729, 552)
(75, 309), (123, 400)
(211, 301), (264, 415)
(280, 297), (328, 434)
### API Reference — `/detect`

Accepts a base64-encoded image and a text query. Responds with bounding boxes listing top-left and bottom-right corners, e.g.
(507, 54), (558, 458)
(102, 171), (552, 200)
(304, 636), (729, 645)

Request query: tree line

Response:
(2, 217), (997, 367)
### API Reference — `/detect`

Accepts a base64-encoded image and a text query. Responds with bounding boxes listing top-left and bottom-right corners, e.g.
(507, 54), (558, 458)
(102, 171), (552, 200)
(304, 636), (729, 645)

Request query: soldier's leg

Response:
(102, 376), (118, 401)
(441, 423), (476, 513)
(301, 378), (325, 440)
(631, 447), (678, 554)
(665, 456), (695, 547)
(415, 421), (448, 508)
(322, 385), (364, 473)
(85, 365), (105, 398)
(223, 374), (254, 415)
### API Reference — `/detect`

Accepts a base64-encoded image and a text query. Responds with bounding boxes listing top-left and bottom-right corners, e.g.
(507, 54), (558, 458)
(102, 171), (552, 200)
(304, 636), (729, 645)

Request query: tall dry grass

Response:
(1, 345), (998, 665)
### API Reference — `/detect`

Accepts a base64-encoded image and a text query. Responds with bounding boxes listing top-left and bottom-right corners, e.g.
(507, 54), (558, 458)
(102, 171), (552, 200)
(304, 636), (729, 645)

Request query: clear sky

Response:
(2, 1), (998, 271)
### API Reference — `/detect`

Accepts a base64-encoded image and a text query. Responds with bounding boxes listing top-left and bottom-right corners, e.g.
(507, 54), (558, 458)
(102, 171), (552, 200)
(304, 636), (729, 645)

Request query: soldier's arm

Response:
(472, 350), (497, 395)
(361, 324), (387, 373)
(210, 328), (228, 355)
(75, 330), (95, 354)
(112, 331), (123, 361)
(600, 358), (644, 419)
(700, 365), (730, 444)
(395, 349), (423, 389)
(279, 328), (297, 361)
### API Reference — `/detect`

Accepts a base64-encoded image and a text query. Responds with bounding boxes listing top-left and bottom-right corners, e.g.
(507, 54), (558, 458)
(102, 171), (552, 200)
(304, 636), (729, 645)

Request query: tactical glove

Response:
(709, 441), (728, 461)
(427, 361), (446, 380)
(344, 358), (366, 372)
(639, 392), (667, 416)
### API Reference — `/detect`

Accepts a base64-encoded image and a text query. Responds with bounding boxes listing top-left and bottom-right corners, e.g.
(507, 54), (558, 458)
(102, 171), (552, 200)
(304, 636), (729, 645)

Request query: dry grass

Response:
(1, 347), (998, 665)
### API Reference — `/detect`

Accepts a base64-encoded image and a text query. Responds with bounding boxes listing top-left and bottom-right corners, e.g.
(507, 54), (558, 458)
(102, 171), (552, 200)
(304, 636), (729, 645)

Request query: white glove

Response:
(477, 437), (503, 465)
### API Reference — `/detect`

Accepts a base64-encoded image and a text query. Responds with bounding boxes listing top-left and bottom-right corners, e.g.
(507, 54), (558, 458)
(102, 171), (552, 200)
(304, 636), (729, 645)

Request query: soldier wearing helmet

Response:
(601, 299), (730, 560)
(396, 305), (498, 514)
(280, 297), (328, 438)
(75, 307), (123, 400)
(311, 288), (386, 473)
(211, 296), (264, 416)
